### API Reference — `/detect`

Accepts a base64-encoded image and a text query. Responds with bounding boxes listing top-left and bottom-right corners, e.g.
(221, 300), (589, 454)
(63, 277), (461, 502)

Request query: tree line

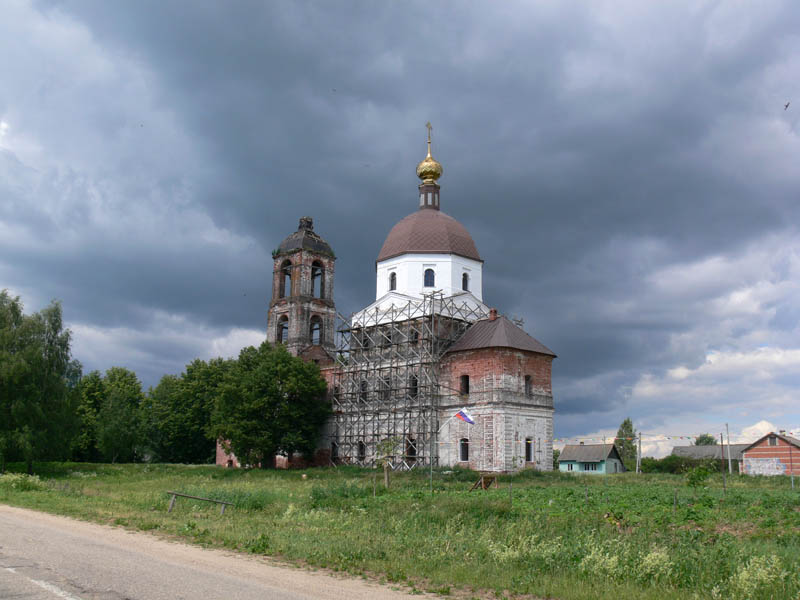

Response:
(0, 291), (329, 473)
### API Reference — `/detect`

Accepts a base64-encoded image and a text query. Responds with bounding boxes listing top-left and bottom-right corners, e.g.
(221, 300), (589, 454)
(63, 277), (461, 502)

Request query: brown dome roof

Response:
(377, 208), (481, 262)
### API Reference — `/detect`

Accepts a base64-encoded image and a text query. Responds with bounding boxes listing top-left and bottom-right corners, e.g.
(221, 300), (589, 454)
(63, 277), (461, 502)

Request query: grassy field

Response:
(1, 464), (798, 600)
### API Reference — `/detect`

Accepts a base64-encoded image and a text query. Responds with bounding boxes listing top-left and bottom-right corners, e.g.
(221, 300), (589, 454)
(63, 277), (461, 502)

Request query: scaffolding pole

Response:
(328, 292), (489, 470)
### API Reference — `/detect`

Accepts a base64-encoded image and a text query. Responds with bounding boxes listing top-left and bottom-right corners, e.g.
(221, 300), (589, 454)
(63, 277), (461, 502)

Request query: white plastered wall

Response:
(376, 253), (483, 301)
(437, 406), (553, 472)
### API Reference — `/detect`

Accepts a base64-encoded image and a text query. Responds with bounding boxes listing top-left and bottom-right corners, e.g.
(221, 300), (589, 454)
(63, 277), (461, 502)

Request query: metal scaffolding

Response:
(329, 292), (489, 469)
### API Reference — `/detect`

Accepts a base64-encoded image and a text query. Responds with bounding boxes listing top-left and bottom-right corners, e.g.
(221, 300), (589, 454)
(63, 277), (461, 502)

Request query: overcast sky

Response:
(2, 0), (799, 453)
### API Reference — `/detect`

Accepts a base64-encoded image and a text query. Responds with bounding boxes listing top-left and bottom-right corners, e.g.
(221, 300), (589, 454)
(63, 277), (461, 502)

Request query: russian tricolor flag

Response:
(455, 408), (475, 425)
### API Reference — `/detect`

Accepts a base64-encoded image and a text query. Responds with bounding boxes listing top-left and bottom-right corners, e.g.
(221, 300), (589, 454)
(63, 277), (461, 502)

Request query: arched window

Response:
(380, 377), (391, 402)
(277, 316), (289, 343)
(409, 374), (418, 399)
(459, 438), (469, 462)
(405, 437), (417, 463)
(389, 272), (397, 291)
(311, 261), (324, 298)
(460, 374), (470, 395)
(424, 268), (435, 287)
(525, 438), (533, 462)
(524, 375), (532, 397)
(462, 273), (469, 291)
(279, 260), (292, 298)
(310, 316), (322, 345)
(357, 441), (366, 462)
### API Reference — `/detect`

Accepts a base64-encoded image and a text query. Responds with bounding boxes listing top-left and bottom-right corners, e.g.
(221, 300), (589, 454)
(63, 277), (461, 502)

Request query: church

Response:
(218, 128), (556, 472)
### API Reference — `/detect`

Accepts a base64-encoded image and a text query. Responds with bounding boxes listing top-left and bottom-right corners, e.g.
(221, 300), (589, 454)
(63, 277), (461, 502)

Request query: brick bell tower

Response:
(266, 217), (336, 363)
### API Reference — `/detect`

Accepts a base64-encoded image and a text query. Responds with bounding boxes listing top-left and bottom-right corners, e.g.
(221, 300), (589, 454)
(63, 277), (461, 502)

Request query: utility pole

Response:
(720, 432), (726, 494)
(726, 423), (732, 475)
(636, 433), (642, 474)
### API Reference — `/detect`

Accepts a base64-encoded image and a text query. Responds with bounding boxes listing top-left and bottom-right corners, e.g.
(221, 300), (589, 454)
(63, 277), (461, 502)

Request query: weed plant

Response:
(1, 463), (798, 599)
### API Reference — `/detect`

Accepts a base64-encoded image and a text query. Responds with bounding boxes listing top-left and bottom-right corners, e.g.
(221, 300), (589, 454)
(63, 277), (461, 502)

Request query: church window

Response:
(279, 260), (292, 298)
(310, 317), (322, 345)
(410, 330), (419, 345)
(357, 441), (366, 462)
(424, 268), (435, 287)
(311, 261), (324, 298)
(360, 380), (368, 402)
(462, 273), (469, 291)
(331, 441), (339, 462)
(405, 437), (417, 463)
(525, 438), (533, 462)
(524, 375), (532, 397)
(333, 385), (340, 402)
(389, 272), (397, 291)
(460, 374), (470, 395)
(409, 374), (418, 399)
(277, 316), (289, 343)
(459, 438), (469, 462)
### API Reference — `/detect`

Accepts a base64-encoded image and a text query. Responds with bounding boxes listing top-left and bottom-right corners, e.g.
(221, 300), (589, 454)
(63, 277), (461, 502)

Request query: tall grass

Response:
(1, 464), (798, 599)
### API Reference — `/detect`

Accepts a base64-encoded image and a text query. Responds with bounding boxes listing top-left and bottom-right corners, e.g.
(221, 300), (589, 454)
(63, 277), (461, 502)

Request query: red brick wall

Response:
(440, 347), (553, 398)
(742, 436), (800, 475)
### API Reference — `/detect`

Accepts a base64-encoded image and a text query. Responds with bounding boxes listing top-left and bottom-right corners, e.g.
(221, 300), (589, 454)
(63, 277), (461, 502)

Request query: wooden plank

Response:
(165, 491), (233, 506)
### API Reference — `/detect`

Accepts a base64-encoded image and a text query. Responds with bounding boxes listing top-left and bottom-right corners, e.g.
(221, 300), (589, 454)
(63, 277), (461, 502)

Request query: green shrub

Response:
(0, 473), (46, 492)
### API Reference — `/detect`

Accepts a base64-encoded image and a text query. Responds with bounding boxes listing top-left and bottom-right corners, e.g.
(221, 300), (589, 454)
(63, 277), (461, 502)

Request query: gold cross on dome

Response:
(426, 121), (432, 143)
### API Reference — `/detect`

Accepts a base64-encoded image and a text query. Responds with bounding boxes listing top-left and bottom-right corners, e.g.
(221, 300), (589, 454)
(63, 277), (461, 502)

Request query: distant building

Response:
(558, 443), (624, 474)
(741, 432), (800, 476)
(671, 444), (749, 462)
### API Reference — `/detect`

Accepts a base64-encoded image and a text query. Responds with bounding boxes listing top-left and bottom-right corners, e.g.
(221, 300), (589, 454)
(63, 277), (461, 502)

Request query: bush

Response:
(0, 473), (46, 492)
(640, 455), (733, 474)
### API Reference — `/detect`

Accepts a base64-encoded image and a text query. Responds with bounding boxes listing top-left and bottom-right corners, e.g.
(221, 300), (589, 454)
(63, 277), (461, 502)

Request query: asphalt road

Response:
(0, 505), (426, 600)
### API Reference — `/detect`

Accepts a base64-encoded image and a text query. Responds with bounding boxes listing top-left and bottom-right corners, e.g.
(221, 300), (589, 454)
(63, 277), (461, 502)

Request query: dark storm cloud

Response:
(4, 1), (800, 436)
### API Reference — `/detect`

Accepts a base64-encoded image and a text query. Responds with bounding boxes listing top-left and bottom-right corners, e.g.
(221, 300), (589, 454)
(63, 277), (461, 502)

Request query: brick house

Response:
(741, 431), (800, 476)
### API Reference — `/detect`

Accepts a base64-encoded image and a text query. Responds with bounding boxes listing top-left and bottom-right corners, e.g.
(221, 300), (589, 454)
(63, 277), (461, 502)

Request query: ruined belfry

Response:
(265, 216), (336, 363)
(219, 125), (556, 472)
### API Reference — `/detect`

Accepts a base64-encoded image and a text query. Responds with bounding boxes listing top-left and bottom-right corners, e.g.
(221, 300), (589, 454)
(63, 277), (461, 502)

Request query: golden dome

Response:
(416, 122), (442, 184)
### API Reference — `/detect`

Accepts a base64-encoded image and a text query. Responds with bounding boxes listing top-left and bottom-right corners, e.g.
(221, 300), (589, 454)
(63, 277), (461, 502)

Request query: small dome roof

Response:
(276, 217), (334, 257)
(377, 209), (481, 262)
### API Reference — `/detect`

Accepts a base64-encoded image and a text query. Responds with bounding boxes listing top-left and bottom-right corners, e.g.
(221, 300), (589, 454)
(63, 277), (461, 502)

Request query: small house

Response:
(741, 431), (800, 476)
(558, 443), (625, 474)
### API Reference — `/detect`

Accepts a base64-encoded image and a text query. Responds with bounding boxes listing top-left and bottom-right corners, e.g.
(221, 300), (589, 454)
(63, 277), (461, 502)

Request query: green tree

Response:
(211, 342), (329, 468)
(97, 367), (144, 463)
(552, 448), (560, 470)
(0, 291), (81, 473)
(615, 417), (637, 470)
(694, 433), (717, 446)
(142, 358), (230, 463)
(72, 371), (106, 461)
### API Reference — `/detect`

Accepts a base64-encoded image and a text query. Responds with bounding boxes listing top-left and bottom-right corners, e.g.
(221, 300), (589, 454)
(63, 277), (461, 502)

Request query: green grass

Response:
(1, 464), (799, 599)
